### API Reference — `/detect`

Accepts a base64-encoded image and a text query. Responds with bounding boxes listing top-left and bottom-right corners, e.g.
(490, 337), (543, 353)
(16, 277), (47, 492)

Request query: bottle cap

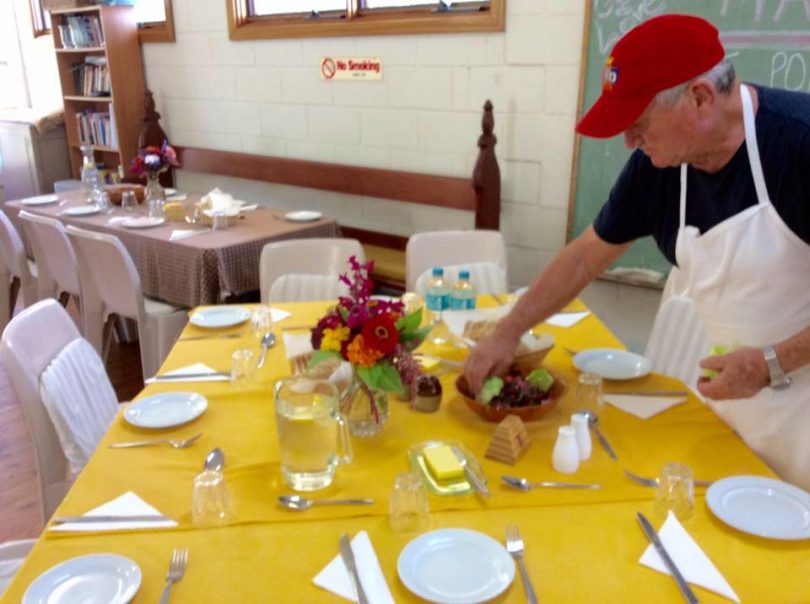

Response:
(432, 267), (443, 276)
(459, 270), (470, 280)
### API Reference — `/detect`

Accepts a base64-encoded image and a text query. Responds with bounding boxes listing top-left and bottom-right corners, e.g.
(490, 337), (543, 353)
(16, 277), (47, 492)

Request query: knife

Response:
(338, 533), (369, 604)
(636, 512), (699, 604)
(178, 333), (243, 341)
(606, 390), (689, 397)
(150, 371), (230, 381)
(51, 515), (173, 524)
(452, 446), (490, 498)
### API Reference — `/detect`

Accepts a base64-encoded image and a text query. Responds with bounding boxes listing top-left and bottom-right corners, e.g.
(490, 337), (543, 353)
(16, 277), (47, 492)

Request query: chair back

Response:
(406, 230), (507, 292)
(413, 261), (507, 298)
(268, 273), (349, 303)
(259, 238), (364, 303)
(0, 211), (37, 328)
(19, 210), (80, 301)
(644, 294), (712, 390)
(0, 300), (112, 522)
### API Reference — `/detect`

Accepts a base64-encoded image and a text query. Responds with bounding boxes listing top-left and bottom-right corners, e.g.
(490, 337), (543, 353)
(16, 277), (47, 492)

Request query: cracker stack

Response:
(485, 415), (531, 464)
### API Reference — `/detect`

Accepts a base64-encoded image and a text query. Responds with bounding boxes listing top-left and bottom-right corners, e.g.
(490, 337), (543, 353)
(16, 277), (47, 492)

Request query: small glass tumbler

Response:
(250, 305), (274, 345)
(212, 211), (230, 231)
(389, 472), (429, 533)
(575, 372), (603, 412)
(121, 191), (137, 212)
(94, 190), (111, 211)
(654, 462), (694, 521)
(231, 348), (256, 386)
(191, 469), (233, 526)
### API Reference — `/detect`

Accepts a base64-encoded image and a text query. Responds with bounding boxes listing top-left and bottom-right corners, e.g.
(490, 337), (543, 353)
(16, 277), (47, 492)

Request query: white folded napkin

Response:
(107, 216), (129, 225)
(145, 362), (229, 384)
(313, 531), (394, 604)
(166, 193), (188, 201)
(604, 394), (686, 420)
(170, 228), (210, 241)
(270, 308), (291, 323)
(239, 204), (258, 213)
(544, 311), (590, 328)
(49, 491), (177, 532)
(283, 333), (313, 360)
(442, 306), (512, 337)
(640, 511), (740, 602)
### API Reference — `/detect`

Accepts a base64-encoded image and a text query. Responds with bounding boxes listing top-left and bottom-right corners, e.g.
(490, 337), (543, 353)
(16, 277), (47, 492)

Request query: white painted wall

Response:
(142, 0), (587, 287)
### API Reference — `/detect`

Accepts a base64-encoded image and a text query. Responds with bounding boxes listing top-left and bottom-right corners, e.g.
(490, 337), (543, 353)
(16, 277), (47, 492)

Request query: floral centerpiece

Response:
(130, 140), (179, 178)
(310, 256), (429, 435)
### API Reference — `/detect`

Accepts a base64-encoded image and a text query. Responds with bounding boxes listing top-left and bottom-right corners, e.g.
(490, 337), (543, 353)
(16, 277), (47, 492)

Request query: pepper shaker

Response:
(552, 425), (580, 474)
(571, 412), (592, 461)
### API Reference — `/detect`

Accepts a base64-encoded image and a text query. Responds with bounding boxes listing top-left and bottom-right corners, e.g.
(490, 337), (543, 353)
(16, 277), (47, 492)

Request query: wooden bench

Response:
(155, 101), (501, 294)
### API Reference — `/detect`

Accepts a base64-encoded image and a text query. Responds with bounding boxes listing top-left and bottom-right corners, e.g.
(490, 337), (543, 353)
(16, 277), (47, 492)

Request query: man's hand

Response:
(697, 348), (770, 400)
(463, 330), (520, 394)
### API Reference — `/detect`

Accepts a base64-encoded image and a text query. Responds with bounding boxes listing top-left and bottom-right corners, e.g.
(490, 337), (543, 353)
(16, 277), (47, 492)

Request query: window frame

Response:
(29, 0), (51, 38)
(227, 0), (505, 40)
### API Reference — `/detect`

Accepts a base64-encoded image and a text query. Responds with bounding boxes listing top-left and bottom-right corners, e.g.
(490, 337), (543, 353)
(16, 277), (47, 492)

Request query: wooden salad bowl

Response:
(105, 184), (145, 205)
(455, 368), (568, 423)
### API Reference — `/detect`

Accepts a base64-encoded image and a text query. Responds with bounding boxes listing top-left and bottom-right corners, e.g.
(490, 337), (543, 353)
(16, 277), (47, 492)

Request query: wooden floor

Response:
(0, 301), (144, 542)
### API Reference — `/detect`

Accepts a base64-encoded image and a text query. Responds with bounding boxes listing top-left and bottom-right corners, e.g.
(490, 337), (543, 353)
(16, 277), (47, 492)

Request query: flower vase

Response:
(340, 373), (389, 437)
(145, 173), (166, 218)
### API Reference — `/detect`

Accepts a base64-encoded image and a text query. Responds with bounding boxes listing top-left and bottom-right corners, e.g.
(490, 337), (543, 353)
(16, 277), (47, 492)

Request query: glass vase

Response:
(145, 172), (166, 218)
(340, 372), (389, 437)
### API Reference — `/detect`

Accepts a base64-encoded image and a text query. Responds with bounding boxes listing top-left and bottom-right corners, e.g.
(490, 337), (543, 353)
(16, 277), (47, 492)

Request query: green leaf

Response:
(357, 362), (404, 395)
(400, 325), (431, 344)
(338, 306), (349, 321)
(396, 308), (423, 335)
(308, 350), (341, 369)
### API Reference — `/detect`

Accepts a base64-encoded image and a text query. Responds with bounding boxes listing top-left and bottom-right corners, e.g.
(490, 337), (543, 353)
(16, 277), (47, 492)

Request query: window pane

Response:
(363, 0), (483, 7)
(252, 0), (346, 16)
(133, 0), (166, 24)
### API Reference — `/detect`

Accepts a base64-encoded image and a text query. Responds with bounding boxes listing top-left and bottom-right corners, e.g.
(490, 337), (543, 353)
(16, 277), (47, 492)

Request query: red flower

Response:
(361, 313), (399, 355)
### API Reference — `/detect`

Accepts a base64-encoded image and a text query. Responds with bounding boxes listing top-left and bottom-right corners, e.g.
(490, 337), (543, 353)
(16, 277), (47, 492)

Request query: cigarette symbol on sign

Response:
(321, 58), (336, 80)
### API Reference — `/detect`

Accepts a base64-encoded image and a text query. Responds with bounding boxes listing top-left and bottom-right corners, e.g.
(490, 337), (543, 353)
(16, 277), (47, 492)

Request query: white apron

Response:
(674, 84), (810, 489)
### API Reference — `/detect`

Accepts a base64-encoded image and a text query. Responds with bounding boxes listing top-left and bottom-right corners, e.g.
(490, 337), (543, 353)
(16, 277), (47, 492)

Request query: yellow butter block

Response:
(424, 445), (464, 480)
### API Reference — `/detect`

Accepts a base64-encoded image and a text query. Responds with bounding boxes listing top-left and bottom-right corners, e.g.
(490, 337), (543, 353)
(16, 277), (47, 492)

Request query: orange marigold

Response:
(346, 335), (384, 368)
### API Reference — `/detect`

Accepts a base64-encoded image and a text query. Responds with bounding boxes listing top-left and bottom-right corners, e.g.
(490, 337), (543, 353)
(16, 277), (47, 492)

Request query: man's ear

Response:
(689, 78), (716, 113)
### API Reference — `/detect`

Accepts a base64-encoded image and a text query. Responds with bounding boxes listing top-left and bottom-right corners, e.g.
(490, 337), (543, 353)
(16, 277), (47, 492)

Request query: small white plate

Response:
(121, 216), (165, 229)
(165, 188), (178, 195)
(706, 476), (810, 540)
(573, 348), (652, 380)
(398, 528), (515, 603)
(63, 206), (101, 217)
(124, 391), (208, 429)
(23, 553), (141, 604)
(285, 210), (322, 222)
(22, 194), (59, 206)
(189, 306), (251, 329)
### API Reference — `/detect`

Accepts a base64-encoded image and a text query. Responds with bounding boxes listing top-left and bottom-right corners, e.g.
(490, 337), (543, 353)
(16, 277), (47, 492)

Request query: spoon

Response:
(277, 495), (374, 511)
(502, 475), (601, 490)
(203, 447), (225, 472)
(577, 409), (619, 460)
(256, 332), (276, 369)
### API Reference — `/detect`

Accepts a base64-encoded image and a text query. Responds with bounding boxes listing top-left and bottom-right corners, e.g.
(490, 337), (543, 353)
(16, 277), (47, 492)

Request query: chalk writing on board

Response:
(720, 0), (810, 23)
(592, 0), (667, 55)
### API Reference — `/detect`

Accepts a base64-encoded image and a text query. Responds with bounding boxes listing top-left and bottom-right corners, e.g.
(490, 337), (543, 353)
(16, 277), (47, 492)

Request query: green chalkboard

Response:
(570, 0), (810, 280)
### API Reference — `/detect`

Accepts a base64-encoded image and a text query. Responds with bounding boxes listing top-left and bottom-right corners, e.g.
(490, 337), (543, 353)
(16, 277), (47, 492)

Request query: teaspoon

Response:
(203, 447), (225, 472)
(502, 475), (601, 490)
(256, 332), (276, 369)
(277, 495), (374, 511)
(577, 409), (619, 460)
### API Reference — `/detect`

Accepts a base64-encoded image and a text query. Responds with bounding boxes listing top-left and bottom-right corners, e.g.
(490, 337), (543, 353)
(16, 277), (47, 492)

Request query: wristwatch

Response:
(763, 346), (792, 390)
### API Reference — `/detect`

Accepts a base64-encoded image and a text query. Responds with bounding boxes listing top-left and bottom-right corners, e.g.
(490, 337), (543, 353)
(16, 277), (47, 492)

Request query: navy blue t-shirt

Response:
(593, 84), (810, 265)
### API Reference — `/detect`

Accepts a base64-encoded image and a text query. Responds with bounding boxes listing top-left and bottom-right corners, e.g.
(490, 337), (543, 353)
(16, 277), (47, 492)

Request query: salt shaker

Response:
(571, 413), (592, 461)
(552, 425), (580, 474)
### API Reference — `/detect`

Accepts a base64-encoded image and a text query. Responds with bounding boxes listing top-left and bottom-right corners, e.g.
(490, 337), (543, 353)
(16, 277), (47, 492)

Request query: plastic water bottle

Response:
(425, 267), (451, 344)
(449, 269), (476, 310)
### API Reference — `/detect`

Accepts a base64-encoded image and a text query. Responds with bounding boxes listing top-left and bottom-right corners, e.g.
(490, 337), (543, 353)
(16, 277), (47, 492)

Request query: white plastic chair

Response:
(0, 299), (118, 523)
(66, 226), (188, 378)
(0, 211), (37, 330)
(259, 238), (364, 303)
(0, 539), (35, 596)
(405, 230), (507, 293)
(413, 261), (507, 298)
(18, 210), (81, 308)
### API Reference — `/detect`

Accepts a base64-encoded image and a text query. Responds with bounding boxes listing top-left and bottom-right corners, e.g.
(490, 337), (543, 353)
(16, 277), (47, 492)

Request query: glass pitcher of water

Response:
(80, 144), (101, 204)
(274, 378), (352, 491)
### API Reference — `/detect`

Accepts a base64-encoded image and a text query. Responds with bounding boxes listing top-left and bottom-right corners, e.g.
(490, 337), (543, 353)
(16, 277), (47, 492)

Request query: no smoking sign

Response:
(320, 56), (383, 81)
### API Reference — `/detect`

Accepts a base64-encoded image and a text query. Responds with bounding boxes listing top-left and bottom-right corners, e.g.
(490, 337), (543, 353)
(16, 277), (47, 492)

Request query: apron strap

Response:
(679, 164), (687, 228)
(740, 84), (770, 205)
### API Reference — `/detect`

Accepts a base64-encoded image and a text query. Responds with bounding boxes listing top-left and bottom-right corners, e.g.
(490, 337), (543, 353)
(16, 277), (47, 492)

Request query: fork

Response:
(108, 433), (202, 449)
(624, 468), (713, 488)
(505, 524), (538, 604)
(159, 548), (188, 604)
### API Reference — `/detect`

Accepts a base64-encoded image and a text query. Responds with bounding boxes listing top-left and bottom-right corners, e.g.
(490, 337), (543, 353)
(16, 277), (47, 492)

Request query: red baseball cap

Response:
(576, 14), (725, 139)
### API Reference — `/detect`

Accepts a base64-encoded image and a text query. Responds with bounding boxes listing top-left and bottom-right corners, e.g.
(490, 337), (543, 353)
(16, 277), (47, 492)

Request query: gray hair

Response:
(654, 59), (736, 106)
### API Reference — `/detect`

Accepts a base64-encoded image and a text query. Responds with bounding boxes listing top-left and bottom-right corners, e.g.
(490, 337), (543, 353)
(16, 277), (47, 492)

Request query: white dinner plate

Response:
(285, 210), (322, 222)
(124, 391), (208, 429)
(190, 306), (251, 329)
(23, 553), (141, 604)
(573, 348), (652, 380)
(21, 194), (59, 206)
(706, 476), (810, 540)
(62, 205), (100, 217)
(398, 528), (515, 603)
(121, 216), (165, 229)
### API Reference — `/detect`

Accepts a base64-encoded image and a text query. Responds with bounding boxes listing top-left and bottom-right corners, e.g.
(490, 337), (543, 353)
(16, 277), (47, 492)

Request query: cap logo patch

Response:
(602, 56), (619, 91)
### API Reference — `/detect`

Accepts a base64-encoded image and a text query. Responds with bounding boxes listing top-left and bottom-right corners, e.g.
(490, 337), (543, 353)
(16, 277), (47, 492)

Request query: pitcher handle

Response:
(335, 412), (353, 464)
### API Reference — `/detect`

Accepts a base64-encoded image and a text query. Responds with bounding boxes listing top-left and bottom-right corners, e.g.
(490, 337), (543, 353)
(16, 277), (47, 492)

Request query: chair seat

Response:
(144, 296), (183, 316)
(0, 539), (35, 596)
(363, 245), (406, 284)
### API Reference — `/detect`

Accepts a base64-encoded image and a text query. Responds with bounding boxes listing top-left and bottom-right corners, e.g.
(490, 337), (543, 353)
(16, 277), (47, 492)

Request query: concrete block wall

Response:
(142, 0), (588, 288)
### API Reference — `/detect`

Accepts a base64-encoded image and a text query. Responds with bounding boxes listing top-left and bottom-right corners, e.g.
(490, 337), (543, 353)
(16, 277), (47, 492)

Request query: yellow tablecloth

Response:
(4, 300), (808, 603)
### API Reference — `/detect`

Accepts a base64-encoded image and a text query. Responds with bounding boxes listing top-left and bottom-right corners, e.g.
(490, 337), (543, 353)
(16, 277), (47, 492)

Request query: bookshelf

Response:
(51, 5), (145, 182)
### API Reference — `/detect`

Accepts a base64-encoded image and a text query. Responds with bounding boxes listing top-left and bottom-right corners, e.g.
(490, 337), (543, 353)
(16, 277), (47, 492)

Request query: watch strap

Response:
(763, 346), (792, 390)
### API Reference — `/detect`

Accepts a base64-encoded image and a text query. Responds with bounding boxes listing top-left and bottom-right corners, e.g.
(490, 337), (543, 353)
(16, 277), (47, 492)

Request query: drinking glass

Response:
(274, 378), (352, 491)
(575, 372), (603, 412)
(211, 210), (230, 231)
(231, 348), (256, 387)
(121, 191), (137, 212)
(389, 472), (429, 532)
(250, 305), (274, 346)
(94, 190), (111, 211)
(191, 469), (233, 526)
(654, 462), (694, 521)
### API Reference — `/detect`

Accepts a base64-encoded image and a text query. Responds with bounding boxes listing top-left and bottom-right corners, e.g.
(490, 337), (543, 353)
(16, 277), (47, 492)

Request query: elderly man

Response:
(464, 14), (810, 489)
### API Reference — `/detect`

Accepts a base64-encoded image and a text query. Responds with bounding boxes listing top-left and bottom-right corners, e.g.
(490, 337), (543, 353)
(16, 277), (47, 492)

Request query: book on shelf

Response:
(75, 110), (116, 148)
(59, 14), (104, 48)
(69, 57), (110, 97)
